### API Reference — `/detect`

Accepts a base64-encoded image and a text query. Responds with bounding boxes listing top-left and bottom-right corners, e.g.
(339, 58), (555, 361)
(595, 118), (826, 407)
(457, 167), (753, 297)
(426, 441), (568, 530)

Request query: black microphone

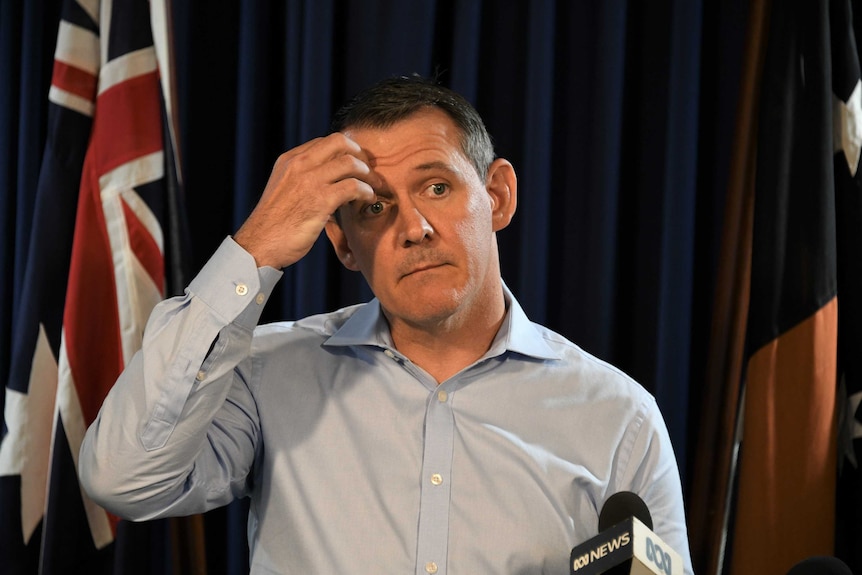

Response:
(599, 491), (653, 531)
(599, 492), (652, 575)
(570, 491), (682, 575)
(786, 556), (853, 575)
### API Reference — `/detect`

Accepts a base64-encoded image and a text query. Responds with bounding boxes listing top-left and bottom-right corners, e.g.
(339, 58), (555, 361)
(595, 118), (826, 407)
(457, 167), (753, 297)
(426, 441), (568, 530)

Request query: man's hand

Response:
(233, 133), (378, 269)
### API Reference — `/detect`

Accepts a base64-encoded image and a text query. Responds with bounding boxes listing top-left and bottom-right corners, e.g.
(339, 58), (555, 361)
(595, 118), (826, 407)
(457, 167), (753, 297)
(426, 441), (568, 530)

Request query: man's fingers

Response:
(325, 152), (382, 190)
(271, 133), (380, 197)
(236, 132), (380, 269)
(324, 176), (376, 212)
(282, 132), (367, 168)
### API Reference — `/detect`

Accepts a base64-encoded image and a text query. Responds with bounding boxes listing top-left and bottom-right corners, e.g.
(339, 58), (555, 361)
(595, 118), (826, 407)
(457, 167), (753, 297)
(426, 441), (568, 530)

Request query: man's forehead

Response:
(341, 109), (476, 177)
(354, 137), (466, 167)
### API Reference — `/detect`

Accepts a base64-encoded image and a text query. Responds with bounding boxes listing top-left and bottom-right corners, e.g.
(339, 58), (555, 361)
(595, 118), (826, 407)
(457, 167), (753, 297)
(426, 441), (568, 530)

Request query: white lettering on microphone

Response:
(571, 533), (631, 571)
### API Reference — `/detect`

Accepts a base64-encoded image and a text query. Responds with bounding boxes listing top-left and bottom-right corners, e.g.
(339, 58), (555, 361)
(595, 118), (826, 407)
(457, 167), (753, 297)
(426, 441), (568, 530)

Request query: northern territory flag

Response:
(728, 1), (862, 573)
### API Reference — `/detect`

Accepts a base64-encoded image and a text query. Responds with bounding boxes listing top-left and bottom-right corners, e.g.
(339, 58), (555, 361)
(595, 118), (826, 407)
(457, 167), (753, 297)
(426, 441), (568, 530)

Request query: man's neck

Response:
(385, 290), (507, 384)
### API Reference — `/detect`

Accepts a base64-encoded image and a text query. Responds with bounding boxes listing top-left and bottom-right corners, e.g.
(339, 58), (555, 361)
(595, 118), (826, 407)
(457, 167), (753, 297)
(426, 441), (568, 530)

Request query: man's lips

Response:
(398, 250), (453, 279)
(401, 262), (446, 278)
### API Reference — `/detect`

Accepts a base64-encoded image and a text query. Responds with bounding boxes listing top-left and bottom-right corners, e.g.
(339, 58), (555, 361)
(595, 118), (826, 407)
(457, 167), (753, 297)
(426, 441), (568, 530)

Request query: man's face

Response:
(325, 108), (515, 331)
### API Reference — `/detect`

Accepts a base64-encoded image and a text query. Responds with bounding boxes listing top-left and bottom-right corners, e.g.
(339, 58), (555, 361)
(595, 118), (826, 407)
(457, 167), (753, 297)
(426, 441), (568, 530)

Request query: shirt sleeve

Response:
(616, 396), (695, 575)
(78, 236), (282, 521)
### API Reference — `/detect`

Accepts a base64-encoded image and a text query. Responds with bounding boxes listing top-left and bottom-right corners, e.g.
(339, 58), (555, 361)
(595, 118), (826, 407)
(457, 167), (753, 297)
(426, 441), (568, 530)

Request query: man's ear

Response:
(485, 158), (517, 232)
(325, 218), (360, 271)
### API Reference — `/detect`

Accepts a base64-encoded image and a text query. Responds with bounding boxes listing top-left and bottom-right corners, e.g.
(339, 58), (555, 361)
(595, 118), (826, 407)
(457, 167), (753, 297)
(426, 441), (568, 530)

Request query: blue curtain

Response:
(1, 0), (747, 573)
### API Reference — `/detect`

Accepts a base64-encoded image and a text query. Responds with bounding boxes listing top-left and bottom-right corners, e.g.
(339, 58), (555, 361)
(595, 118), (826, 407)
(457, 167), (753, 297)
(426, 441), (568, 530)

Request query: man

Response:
(80, 76), (694, 574)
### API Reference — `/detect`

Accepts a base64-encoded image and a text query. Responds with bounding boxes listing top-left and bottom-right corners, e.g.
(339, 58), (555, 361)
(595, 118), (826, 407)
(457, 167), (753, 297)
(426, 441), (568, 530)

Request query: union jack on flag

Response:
(0, 0), (186, 572)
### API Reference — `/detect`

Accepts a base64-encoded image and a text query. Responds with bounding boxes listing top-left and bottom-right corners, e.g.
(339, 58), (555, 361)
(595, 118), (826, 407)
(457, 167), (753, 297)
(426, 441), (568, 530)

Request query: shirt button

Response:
(255, 292), (265, 305)
(235, 283), (248, 296)
(425, 562), (438, 574)
(437, 390), (448, 403)
(430, 473), (443, 486)
(196, 370), (206, 381)
(383, 349), (395, 359)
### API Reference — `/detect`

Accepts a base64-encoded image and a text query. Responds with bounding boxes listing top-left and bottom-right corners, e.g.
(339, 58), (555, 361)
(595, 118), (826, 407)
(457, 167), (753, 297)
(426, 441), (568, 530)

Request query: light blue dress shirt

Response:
(80, 237), (694, 575)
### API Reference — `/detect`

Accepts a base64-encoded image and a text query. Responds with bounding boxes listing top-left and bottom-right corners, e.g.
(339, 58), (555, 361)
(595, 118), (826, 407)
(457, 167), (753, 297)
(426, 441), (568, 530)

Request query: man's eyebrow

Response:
(413, 161), (462, 175)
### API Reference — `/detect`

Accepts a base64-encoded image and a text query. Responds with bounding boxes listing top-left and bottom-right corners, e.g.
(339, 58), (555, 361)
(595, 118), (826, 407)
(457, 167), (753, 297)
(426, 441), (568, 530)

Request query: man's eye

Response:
(430, 183), (447, 196)
(365, 201), (384, 215)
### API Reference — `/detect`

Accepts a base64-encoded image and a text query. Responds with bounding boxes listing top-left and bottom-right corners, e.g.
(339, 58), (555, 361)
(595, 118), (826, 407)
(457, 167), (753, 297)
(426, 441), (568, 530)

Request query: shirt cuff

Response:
(187, 236), (283, 330)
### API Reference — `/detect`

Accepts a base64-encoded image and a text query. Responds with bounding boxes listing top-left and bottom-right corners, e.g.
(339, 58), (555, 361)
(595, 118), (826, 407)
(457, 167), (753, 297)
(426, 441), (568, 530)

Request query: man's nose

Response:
(396, 203), (434, 246)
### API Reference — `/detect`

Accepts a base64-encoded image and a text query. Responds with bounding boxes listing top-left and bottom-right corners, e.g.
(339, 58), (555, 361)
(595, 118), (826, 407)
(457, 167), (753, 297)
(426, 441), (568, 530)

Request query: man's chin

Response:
(381, 292), (464, 328)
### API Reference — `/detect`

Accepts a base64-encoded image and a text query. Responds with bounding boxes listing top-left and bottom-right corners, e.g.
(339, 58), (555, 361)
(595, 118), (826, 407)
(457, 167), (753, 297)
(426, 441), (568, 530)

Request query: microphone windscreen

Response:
(598, 491), (653, 531)
(785, 556), (853, 575)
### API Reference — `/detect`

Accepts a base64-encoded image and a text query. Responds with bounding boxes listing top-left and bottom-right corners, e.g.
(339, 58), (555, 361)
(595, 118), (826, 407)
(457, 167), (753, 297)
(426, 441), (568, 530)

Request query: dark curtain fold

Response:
(2, 1), (750, 573)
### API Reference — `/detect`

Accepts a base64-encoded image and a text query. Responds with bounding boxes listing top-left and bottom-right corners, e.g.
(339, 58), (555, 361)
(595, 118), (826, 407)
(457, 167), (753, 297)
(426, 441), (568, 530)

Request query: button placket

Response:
(415, 384), (455, 575)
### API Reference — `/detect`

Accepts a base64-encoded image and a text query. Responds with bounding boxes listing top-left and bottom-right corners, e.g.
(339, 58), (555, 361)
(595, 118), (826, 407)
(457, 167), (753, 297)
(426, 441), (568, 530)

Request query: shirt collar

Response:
(494, 283), (561, 361)
(323, 282), (561, 362)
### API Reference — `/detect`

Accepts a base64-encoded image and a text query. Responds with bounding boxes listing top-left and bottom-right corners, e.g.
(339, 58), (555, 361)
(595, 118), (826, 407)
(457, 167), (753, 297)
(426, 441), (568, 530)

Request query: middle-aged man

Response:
(79, 75), (695, 574)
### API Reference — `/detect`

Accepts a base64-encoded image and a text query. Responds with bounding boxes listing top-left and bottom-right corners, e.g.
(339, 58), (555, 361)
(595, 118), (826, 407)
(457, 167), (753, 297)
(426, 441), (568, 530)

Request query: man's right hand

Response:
(232, 132), (378, 269)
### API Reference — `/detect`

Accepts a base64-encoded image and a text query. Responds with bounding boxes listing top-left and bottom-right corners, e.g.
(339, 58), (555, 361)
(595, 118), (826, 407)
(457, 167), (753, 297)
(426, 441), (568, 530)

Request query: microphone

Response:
(599, 492), (652, 575)
(599, 491), (653, 531)
(570, 491), (683, 575)
(785, 556), (853, 574)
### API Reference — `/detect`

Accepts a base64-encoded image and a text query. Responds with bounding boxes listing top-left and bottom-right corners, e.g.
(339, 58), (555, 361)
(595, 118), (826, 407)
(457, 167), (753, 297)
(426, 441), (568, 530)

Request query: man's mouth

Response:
(402, 262), (445, 278)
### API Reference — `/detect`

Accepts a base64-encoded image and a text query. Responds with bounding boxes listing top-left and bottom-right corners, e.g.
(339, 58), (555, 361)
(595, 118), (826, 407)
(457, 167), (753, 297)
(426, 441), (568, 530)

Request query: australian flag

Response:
(0, 0), (189, 572)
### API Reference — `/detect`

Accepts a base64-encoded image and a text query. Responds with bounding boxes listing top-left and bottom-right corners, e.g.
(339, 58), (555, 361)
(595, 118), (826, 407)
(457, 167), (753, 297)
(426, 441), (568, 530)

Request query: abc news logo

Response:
(571, 528), (673, 575)
(645, 537), (673, 575)
(571, 532), (630, 571)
